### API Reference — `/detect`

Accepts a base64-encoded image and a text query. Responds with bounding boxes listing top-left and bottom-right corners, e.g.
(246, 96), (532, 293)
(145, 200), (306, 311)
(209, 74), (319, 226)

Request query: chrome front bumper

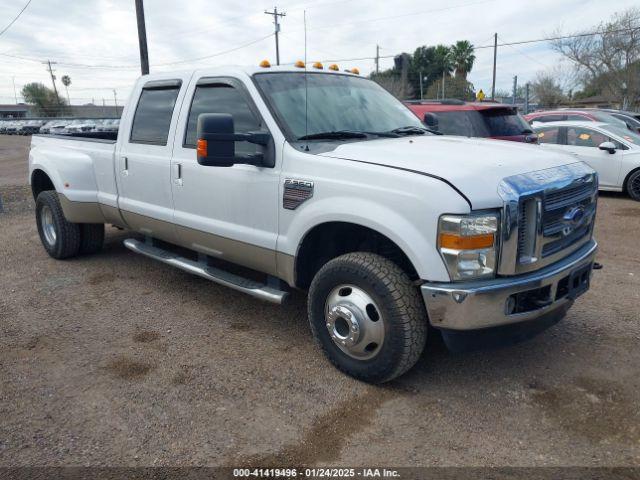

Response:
(421, 240), (597, 331)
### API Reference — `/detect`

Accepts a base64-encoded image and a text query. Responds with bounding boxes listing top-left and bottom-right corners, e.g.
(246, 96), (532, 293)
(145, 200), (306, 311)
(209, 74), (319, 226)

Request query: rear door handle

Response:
(121, 156), (129, 176)
(173, 163), (183, 186)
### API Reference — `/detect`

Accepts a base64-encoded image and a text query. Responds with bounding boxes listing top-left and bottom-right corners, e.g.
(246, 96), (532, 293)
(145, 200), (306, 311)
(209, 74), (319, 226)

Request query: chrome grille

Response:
(499, 163), (598, 275)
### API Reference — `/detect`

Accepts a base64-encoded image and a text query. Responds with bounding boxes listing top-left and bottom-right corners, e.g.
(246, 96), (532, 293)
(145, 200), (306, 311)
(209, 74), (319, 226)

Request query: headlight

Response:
(438, 213), (500, 281)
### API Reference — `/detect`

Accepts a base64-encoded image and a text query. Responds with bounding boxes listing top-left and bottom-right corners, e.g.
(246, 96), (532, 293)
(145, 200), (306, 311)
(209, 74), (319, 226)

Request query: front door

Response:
(169, 76), (280, 276)
(563, 126), (623, 189)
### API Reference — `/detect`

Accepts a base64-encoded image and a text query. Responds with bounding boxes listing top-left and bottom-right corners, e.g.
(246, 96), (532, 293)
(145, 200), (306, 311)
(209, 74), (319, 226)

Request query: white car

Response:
(534, 121), (640, 201)
(28, 65), (599, 382)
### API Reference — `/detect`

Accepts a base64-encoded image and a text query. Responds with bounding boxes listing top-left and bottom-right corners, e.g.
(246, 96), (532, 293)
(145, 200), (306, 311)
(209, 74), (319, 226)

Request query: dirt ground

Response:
(1, 134), (639, 468)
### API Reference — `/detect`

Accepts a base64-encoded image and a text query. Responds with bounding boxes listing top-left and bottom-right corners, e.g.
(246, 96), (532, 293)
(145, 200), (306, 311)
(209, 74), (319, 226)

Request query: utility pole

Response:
(113, 89), (118, 109)
(264, 7), (286, 65)
(102, 98), (107, 117)
(491, 33), (497, 100)
(442, 70), (446, 99)
(419, 71), (423, 100)
(12, 76), (18, 104)
(375, 45), (380, 74)
(512, 75), (518, 105)
(525, 83), (530, 114)
(135, 0), (150, 75)
(44, 60), (61, 105)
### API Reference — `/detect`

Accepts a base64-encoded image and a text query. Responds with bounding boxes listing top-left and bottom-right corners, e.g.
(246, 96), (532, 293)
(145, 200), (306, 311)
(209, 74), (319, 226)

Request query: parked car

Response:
(29, 64), (598, 382)
(63, 119), (98, 134)
(534, 121), (640, 200)
(4, 120), (23, 134)
(20, 120), (46, 135)
(599, 109), (640, 133)
(95, 118), (120, 133)
(405, 100), (537, 143)
(525, 109), (630, 130)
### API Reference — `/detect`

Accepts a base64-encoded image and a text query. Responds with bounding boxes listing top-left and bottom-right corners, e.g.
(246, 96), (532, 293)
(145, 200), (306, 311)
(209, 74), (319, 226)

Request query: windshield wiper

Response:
(389, 125), (443, 136)
(297, 130), (368, 141)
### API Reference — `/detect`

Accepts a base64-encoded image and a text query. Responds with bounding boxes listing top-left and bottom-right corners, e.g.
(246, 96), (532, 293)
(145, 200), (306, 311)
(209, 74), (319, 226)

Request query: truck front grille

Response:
(499, 163), (598, 275)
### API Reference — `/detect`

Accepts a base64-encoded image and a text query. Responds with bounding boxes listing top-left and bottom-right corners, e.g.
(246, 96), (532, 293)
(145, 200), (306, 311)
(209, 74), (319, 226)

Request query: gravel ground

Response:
(1, 134), (639, 468)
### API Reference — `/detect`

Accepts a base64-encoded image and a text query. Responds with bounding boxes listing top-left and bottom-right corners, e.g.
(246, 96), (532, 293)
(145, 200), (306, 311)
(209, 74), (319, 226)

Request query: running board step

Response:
(123, 238), (288, 304)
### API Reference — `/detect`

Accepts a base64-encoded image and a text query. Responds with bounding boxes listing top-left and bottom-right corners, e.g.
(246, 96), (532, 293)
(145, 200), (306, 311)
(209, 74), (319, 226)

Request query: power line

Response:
(0, 0), (33, 38)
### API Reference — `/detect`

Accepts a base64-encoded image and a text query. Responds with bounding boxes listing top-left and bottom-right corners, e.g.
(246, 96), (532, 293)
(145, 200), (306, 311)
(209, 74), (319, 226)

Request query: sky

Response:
(0, 0), (638, 106)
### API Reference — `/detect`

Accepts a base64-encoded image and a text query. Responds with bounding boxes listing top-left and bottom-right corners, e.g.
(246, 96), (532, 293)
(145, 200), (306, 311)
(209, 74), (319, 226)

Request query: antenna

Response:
(303, 10), (309, 151)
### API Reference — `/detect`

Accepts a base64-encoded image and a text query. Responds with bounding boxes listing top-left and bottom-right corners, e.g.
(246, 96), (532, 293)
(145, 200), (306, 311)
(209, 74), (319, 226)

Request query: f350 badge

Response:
(283, 179), (314, 210)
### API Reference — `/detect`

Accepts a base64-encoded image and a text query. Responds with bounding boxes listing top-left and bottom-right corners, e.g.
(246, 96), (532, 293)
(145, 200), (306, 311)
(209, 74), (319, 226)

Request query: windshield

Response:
(601, 124), (640, 145)
(433, 109), (531, 137)
(253, 72), (424, 140)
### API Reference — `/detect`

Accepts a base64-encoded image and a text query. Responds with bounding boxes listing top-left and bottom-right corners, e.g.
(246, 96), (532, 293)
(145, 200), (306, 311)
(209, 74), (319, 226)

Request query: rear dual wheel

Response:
(36, 191), (104, 259)
(308, 252), (427, 383)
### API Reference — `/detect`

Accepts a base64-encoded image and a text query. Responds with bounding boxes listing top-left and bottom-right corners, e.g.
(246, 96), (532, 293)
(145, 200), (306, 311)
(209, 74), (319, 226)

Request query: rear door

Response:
(116, 77), (189, 242)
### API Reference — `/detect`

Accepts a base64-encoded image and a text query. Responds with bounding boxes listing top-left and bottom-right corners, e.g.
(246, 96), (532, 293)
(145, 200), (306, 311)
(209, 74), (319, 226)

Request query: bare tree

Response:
(531, 72), (567, 108)
(552, 7), (640, 109)
(371, 73), (414, 100)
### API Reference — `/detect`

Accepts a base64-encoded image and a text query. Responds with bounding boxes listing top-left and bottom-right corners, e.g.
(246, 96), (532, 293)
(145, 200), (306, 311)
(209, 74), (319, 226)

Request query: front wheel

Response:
(308, 252), (427, 383)
(626, 170), (640, 201)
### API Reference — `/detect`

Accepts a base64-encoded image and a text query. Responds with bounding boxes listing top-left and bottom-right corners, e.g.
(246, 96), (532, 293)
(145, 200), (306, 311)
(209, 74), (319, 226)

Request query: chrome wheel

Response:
(40, 204), (57, 246)
(324, 284), (384, 360)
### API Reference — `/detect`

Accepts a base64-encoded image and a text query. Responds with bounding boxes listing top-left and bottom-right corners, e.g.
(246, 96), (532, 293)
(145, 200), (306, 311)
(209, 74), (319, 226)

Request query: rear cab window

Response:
(129, 79), (182, 146)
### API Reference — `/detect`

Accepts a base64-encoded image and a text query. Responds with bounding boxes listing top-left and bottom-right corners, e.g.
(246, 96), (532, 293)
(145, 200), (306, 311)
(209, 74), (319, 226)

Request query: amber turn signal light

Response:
(439, 233), (494, 250)
(197, 139), (208, 158)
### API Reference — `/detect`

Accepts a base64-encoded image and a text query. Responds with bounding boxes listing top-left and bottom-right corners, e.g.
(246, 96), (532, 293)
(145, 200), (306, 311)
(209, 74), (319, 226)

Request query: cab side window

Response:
(536, 126), (562, 145)
(184, 83), (262, 155)
(130, 85), (181, 145)
(566, 127), (610, 148)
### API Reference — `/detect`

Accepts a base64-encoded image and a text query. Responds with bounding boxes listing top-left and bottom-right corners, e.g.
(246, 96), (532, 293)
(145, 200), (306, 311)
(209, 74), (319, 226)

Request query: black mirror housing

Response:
(423, 112), (439, 130)
(196, 113), (274, 167)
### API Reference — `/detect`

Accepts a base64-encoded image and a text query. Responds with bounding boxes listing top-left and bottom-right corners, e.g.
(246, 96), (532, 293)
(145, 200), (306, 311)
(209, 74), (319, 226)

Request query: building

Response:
(0, 104), (29, 118)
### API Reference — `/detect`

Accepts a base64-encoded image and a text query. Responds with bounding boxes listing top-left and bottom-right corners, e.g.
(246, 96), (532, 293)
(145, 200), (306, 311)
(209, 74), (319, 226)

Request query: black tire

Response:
(308, 252), (427, 383)
(35, 190), (81, 259)
(80, 223), (105, 254)
(626, 169), (640, 201)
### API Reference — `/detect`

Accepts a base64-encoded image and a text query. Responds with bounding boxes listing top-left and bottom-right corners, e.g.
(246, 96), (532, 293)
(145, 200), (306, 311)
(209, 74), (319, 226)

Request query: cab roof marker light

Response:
(294, 60), (305, 68)
(313, 62), (323, 69)
(259, 60), (271, 68)
(328, 64), (339, 71)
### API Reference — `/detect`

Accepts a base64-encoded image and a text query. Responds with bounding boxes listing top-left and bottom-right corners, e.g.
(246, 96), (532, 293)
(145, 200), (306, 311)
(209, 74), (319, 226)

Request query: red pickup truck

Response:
(406, 99), (537, 143)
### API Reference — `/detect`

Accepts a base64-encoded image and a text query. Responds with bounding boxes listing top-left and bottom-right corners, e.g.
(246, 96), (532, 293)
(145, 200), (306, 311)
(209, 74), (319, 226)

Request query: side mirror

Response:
(598, 141), (617, 154)
(196, 113), (272, 167)
(423, 112), (439, 131)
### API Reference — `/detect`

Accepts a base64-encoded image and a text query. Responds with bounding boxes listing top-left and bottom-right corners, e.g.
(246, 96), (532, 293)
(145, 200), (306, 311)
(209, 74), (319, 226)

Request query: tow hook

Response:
(593, 262), (603, 270)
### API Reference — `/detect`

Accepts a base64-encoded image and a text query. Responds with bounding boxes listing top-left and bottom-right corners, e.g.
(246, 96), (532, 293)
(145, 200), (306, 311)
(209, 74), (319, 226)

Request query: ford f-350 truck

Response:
(29, 64), (598, 382)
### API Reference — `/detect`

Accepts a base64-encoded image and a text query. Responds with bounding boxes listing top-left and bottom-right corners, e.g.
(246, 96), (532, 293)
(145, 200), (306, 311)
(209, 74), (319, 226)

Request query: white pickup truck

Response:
(29, 64), (598, 382)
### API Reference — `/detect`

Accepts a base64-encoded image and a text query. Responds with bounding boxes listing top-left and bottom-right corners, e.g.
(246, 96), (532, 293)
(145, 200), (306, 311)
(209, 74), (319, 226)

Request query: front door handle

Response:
(173, 163), (183, 186)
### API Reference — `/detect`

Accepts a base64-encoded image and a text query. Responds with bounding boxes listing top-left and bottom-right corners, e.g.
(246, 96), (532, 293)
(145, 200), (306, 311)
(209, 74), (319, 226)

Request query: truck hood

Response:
(318, 135), (580, 209)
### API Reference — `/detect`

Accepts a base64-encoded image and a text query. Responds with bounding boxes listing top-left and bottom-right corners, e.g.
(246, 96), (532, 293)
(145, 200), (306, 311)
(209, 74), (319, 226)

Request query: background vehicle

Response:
(28, 65), (598, 383)
(601, 109), (640, 133)
(534, 121), (640, 200)
(20, 120), (45, 135)
(95, 118), (120, 133)
(525, 109), (630, 130)
(405, 99), (537, 143)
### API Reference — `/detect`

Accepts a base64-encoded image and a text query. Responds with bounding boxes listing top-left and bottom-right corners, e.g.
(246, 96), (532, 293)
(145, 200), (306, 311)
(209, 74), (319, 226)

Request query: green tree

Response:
(449, 40), (476, 79)
(21, 82), (68, 117)
(408, 44), (452, 98)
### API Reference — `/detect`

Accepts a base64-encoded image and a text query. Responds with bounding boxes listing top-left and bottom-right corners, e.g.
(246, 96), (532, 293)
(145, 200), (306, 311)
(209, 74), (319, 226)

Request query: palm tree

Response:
(61, 75), (71, 105)
(449, 40), (476, 79)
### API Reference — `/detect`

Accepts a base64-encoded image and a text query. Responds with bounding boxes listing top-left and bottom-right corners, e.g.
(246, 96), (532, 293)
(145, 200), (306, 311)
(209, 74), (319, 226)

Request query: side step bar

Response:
(123, 238), (289, 304)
